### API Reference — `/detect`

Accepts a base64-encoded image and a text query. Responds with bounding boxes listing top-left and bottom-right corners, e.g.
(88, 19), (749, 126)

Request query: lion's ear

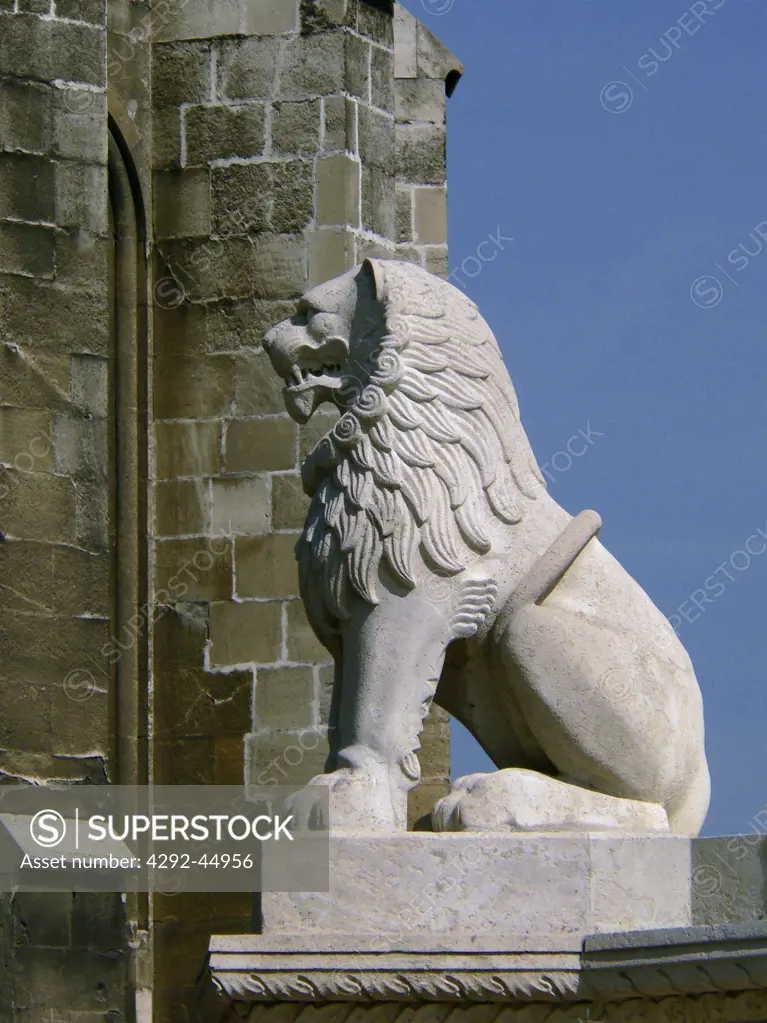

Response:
(360, 258), (386, 302)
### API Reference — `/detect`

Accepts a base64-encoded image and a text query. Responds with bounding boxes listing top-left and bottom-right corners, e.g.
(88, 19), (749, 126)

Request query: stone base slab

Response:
(261, 833), (692, 936)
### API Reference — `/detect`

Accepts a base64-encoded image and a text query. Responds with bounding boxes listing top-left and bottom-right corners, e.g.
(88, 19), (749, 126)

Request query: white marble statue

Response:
(263, 259), (710, 836)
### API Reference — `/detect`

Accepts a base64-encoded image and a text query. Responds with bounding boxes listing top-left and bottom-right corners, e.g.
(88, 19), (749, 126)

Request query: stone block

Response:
(245, 729), (330, 787)
(0, 221), (55, 278)
(153, 168), (211, 239)
(395, 78), (445, 125)
(210, 476), (270, 535)
(243, 0), (299, 34)
(153, 40), (211, 107)
(358, 104), (395, 173)
(394, 3), (417, 79)
(235, 534), (300, 598)
(323, 95), (357, 153)
(51, 681), (109, 756)
(154, 420), (222, 479)
(308, 227), (356, 287)
(208, 599), (282, 665)
(408, 781), (449, 829)
(55, 0), (104, 24)
(155, 537), (233, 602)
(359, 1), (393, 45)
(153, 0), (241, 42)
(153, 603), (208, 672)
(0, 540), (54, 614)
(0, 347), (69, 412)
(71, 893), (124, 951)
(55, 161), (108, 234)
(0, 408), (53, 472)
(154, 666), (251, 738)
(371, 46), (395, 112)
(396, 185), (413, 243)
(413, 185), (447, 244)
(152, 106), (182, 169)
(345, 33), (369, 101)
(216, 37), (280, 101)
(52, 545), (110, 616)
(54, 230), (109, 293)
(318, 663), (334, 723)
(53, 100), (107, 162)
(225, 418), (296, 473)
(0, 608), (108, 685)
(51, 412), (106, 480)
(272, 473), (307, 530)
(0, 15), (106, 85)
(361, 164), (395, 238)
(214, 735), (245, 784)
(0, 275), (108, 355)
(234, 349), (288, 415)
(212, 162), (312, 235)
(0, 153), (55, 223)
(155, 479), (208, 536)
(396, 122), (446, 185)
(207, 299), (296, 353)
(424, 245), (448, 278)
(299, 0), (355, 33)
(0, 78), (52, 153)
(316, 154), (360, 228)
(13, 892), (72, 949)
(286, 600), (331, 663)
(0, 679), (52, 752)
(255, 667), (314, 727)
(279, 33), (345, 100)
(262, 834), (692, 936)
(153, 353), (233, 419)
(272, 100), (321, 155)
(185, 104), (266, 165)
(355, 235), (396, 262)
(74, 476), (108, 549)
(0, 471), (76, 543)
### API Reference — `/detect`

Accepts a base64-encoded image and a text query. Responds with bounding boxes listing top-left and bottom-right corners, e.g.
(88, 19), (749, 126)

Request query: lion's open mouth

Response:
(284, 363), (345, 392)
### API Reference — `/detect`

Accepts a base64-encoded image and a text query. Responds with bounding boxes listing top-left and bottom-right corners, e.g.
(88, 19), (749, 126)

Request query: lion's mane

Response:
(297, 259), (544, 625)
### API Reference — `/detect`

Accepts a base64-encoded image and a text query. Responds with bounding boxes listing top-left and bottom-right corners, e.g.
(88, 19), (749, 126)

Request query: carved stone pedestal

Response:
(199, 835), (767, 1023)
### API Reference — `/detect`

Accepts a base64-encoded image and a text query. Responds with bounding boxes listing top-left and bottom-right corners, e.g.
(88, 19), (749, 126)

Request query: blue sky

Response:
(400, 0), (767, 836)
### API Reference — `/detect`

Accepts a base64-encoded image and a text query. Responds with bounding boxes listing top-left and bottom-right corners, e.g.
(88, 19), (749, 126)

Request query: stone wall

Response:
(0, 0), (460, 1017)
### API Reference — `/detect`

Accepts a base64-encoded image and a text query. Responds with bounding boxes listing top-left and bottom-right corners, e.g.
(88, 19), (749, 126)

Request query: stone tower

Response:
(0, 0), (461, 1018)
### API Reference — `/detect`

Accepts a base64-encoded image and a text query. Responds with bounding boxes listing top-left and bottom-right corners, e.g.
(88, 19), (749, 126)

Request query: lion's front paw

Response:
(285, 765), (407, 834)
(432, 769), (670, 834)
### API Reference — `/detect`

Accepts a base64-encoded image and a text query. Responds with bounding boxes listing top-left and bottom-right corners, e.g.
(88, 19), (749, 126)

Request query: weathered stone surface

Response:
(210, 476), (269, 535)
(0, 276), (108, 354)
(0, 471), (76, 543)
(154, 666), (252, 738)
(152, 0), (241, 42)
(216, 38), (279, 102)
(255, 667), (314, 727)
(54, 0), (104, 24)
(0, 408), (53, 472)
(225, 417), (296, 473)
(395, 78), (446, 125)
(272, 473), (308, 530)
(396, 185), (413, 242)
(424, 244), (448, 278)
(243, 0), (299, 35)
(155, 479), (208, 536)
(51, 412), (107, 479)
(152, 106), (182, 169)
(153, 354), (233, 418)
(185, 104), (266, 165)
(280, 33), (345, 99)
(0, 77), (52, 153)
(286, 599), (331, 663)
(316, 154), (361, 227)
(154, 420), (222, 479)
(246, 729), (330, 788)
(153, 40), (211, 108)
(55, 162), (108, 234)
(235, 534), (300, 598)
(262, 834), (692, 935)
(396, 122), (446, 185)
(344, 33), (370, 101)
(413, 186), (447, 244)
(208, 599), (281, 665)
(0, 153), (55, 223)
(155, 537), (233, 602)
(371, 46), (395, 112)
(272, 100), (321, 156)
(359, 1), (394, 46)
(0, 221), (55, 278)
(234, 349), (288, 415)
(0, 15), (106, 85)
(153, 168), (212, 239)
(361, 164), (395, 237)
(308, 227), (356, 286)
(358, 103), (395, 173)
(323, 94), (357, 153)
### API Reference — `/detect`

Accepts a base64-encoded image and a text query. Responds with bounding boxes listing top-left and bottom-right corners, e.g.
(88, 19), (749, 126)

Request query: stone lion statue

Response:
(263, 259), (710, 836)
